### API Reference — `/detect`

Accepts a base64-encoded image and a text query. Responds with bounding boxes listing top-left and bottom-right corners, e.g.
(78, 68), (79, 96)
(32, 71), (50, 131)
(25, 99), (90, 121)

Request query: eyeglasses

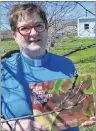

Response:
(16, 22), (45, 37)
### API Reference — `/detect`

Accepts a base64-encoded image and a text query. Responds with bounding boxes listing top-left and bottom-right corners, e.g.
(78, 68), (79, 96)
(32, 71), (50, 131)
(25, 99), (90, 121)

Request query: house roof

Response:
(78, 17), (96, 20)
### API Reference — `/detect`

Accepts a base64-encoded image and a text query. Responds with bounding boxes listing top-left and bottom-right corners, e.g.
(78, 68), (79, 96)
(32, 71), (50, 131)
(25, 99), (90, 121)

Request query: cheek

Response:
(42, 31), (48, 39)
(39, 30), (48, 37)
(16, 36), (27, 46)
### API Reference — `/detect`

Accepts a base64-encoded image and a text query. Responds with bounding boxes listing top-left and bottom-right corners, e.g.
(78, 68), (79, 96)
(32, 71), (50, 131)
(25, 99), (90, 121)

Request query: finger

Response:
(32, 121), (49, 131)
(32, 129), (43, 131)
(32, 129), (49, 131)
(90, 116), (96, 121)
(81, 120), (96, 127)
(31, 126), (49, 131)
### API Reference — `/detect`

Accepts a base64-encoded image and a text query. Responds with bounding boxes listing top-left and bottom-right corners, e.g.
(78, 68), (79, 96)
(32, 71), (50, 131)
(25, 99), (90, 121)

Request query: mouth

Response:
(29, 39), (41, 43)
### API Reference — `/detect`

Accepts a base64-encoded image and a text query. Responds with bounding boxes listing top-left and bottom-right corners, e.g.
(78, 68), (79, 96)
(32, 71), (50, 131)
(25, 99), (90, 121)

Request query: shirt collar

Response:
(21, 50), (49, 67)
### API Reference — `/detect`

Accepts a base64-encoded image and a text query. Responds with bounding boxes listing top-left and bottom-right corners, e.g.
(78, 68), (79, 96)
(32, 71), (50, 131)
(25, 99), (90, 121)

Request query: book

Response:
(29, 74), (94, 131)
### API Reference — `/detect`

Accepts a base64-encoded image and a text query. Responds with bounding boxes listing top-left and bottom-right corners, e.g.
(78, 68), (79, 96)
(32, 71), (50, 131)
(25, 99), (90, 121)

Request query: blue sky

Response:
(75, 1), (95, 17)
(1, 1), (96, 30)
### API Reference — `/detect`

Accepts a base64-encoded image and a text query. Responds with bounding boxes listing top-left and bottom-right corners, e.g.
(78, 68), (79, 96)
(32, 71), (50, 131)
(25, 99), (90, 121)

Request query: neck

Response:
(21, 49), (46, 59)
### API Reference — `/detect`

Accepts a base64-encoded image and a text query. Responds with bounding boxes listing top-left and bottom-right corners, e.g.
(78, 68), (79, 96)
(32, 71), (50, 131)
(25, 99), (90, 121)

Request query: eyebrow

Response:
(21, 21), (44, 26)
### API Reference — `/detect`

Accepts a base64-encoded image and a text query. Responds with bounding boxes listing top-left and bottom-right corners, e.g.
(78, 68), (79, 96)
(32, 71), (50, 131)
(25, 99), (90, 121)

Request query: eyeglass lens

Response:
(19, 23), (45, 35)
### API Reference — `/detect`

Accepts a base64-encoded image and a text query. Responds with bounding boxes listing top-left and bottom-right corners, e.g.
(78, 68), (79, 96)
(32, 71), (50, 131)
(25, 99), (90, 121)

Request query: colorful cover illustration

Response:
(29, 74), (94, 131)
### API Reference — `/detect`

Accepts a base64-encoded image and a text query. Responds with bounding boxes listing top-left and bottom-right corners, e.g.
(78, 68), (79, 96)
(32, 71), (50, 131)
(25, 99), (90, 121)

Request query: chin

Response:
(29, 46), (41, 51)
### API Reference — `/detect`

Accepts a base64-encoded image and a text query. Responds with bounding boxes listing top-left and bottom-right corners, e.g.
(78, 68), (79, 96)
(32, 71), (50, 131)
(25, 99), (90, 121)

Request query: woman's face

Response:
(13, 12), (48, 58)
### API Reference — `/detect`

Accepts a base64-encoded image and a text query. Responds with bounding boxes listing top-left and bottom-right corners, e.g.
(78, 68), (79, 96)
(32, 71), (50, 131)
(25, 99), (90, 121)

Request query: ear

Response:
(12, 31), (17, 39)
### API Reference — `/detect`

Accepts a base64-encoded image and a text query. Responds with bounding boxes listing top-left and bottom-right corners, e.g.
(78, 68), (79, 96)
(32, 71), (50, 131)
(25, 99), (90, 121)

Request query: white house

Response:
(77, 17), (96, 37)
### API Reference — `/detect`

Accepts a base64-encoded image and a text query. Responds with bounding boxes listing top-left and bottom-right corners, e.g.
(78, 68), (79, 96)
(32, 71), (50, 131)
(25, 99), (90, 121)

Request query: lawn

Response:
(1, 40), (19, 55)
(50, 37), (96, 55)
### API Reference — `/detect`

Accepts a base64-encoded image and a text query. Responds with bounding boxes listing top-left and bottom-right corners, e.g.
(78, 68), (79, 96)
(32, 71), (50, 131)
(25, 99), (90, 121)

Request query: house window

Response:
(84, 24), (89, 29)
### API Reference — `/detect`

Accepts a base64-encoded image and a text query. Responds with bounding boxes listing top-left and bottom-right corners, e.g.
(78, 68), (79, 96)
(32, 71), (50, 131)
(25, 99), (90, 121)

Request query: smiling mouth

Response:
(29, 39), (41, 43)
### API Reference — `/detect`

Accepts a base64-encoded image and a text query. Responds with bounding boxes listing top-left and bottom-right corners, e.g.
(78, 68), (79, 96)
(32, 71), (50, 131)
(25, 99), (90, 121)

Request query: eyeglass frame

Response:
(16, 22), (46, 37)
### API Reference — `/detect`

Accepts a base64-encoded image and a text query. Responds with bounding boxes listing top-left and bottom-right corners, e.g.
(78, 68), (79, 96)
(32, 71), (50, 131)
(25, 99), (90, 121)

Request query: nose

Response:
(30, 27), (38, 36)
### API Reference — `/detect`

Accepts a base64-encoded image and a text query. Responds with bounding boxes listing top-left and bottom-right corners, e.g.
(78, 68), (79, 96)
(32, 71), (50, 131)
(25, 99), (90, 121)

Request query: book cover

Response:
(29, 74), (94, 131)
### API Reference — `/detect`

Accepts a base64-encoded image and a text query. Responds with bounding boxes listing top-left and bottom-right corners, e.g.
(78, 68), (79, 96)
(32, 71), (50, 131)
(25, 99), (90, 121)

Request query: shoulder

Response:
(1, 53), (20, 74)
(1, 53), (19, 67)
(49, 52), (77, 77)
(49, 52), (75, 66)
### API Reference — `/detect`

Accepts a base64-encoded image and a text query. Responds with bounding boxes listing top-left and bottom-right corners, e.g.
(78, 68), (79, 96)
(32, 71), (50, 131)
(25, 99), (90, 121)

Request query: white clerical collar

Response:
(21, 50), (49, 67)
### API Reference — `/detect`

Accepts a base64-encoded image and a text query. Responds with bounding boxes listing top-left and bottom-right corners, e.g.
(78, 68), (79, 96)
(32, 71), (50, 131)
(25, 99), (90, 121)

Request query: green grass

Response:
(75, 63), (94, 75)
(80, 125), (96, 131)
(68, 47), (95, 63)
(1, 40), (19, 55)
(50, 37), (96, 55)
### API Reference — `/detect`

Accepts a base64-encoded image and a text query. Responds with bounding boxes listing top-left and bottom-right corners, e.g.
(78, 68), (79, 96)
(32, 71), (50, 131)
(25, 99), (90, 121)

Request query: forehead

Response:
(17, 12), (43, 27)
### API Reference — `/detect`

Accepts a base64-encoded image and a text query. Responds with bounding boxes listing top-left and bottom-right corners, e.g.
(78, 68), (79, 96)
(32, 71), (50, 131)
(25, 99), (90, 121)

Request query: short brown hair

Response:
(9, 3), (48, 31)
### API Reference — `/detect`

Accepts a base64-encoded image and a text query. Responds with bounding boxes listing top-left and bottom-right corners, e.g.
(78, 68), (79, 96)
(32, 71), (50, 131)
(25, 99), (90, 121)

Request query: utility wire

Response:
(75, 1), (96, 17)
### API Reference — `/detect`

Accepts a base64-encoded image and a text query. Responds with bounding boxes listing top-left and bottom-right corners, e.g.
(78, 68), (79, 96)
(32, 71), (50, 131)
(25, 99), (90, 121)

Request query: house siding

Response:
(78, 18), (95, 37)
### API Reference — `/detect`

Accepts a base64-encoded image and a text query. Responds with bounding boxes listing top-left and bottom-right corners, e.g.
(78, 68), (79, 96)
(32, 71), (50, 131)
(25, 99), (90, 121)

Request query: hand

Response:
(81, 116), (96, 127)
(15, 119), (50, 131)
(31, 120), (50, 131)
(1, 119), (49, 131)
